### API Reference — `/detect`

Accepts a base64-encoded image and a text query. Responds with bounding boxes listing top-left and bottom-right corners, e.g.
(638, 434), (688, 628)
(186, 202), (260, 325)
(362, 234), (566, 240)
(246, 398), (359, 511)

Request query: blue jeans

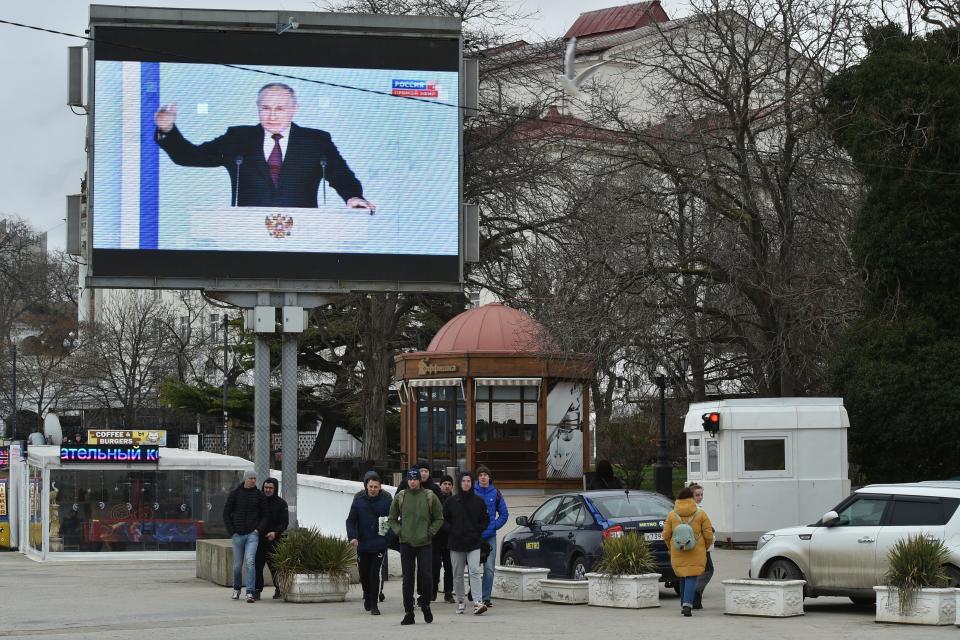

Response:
(232, 532), (259, 594)
(678, 575), (698, 607)
(481, 537), (496, 602)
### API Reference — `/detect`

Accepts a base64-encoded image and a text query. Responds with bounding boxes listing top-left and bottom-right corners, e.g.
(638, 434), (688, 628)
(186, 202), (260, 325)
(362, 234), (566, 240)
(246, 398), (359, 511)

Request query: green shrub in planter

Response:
(271, 527), (356, 593)
(884, 534), (949, 616)
(592, 533), (656, 577)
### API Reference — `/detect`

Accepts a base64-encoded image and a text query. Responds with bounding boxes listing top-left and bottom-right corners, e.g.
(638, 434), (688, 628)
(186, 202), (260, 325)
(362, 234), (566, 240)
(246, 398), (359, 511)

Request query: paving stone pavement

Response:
(0, 549), (954, 639)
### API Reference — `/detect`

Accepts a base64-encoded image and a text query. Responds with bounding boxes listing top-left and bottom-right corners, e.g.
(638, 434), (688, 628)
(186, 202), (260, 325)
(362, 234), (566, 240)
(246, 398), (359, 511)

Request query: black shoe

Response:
(364, 599), (371, 611)
(379, 592), (386, 602)
(254, 591), (261, 601)
(431, 591), (438, 602)
(272, 589), (282, 600)
(444, 593), (456, 604)
(682, 605), (692, 617)
(401, 613), (415, 625)
(371, 607), (381, 615)
(693, 593), (703, 610)
(483, 600), (493, 608)
(423, 606), (433, 623)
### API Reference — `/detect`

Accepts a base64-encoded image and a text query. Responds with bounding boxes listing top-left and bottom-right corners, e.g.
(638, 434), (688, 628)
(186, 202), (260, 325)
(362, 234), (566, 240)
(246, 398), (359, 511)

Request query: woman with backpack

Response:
(661, 486), (714, 617)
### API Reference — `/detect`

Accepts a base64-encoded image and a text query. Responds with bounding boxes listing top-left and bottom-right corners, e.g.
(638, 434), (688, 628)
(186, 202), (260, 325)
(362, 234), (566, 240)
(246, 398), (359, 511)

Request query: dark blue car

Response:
(500, 490), (678, 585)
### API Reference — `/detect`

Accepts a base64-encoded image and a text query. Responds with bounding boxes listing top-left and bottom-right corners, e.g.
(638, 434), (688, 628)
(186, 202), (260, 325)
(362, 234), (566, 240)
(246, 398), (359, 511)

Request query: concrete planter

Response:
(723, 579), (805, 617)
(283, 573), (350, 603)
(874, 586), (957, 625)
(585, 573), (661, 609)
(492, 566), (550, 601)
(956, 590), (960, 627)
(540, 579), (589, 604)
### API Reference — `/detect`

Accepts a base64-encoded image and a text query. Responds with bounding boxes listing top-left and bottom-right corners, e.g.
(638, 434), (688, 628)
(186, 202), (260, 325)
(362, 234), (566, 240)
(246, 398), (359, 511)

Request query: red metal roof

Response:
(564, 1), (669, 39)
(426, 304), (556, 353)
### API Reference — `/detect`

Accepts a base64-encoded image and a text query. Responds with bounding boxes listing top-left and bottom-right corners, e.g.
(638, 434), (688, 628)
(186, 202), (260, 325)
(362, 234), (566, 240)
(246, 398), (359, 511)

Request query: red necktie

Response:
(268, 133), (283, 186)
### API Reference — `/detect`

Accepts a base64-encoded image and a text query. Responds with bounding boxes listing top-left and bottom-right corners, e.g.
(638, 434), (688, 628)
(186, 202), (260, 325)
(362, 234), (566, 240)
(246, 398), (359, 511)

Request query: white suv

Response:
(750, 482), (960, 604)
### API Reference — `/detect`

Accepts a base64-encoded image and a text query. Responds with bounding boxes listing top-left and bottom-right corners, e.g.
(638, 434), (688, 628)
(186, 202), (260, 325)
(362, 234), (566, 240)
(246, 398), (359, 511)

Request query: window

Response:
(706, 440), (719, 473)
(744, 439), (786, 471)
(688, 438), (701, 456)
(530, 497), (562, 526)
(887, 497), (959, 526)
(179, 315), (191, 340)
(210, 314), (221, 341)
(835, 495), (889, 527)
(554, 497), (586, 526)
(590, 494), (674, 520)
(475, 385), (538, 442)
(689, 460), (701, 473)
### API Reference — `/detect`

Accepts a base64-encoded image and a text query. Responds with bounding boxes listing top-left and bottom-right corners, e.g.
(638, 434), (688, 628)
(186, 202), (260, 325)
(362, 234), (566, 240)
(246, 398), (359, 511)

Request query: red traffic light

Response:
(702, 412), (720, 435)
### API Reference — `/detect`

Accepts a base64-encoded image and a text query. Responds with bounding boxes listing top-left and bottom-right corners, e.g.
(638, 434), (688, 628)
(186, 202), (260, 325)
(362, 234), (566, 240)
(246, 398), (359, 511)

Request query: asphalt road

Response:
(0, 549), (954, 639)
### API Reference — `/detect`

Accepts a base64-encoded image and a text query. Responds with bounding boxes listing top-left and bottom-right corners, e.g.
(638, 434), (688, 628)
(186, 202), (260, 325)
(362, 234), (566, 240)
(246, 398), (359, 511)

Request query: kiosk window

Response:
(743, 439), (786, 471)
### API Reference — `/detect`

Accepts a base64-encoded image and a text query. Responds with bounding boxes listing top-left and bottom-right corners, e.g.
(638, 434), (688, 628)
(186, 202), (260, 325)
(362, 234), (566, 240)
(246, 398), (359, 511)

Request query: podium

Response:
(182, 206), (377, 252)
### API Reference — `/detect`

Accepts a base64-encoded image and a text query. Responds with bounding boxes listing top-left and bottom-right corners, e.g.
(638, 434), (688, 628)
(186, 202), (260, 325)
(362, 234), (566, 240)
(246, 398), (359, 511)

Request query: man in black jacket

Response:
(435, 475), (455, 603)
(222, 470), (267, 603)
(443, 471), (490, 615)
(254, 478), (288, 600)
(346, 472), (393, 615)
(154, 83), (375, 210)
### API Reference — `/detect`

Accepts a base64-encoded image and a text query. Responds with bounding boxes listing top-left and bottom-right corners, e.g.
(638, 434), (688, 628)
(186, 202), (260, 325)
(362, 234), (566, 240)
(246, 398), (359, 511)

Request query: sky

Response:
(0, 0), (682, 249)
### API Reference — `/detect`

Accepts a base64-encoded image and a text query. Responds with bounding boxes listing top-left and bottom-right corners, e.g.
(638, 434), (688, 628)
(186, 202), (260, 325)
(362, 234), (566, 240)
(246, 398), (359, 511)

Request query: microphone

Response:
(319, 155), (327, 207)
(233, 156), (243, 207)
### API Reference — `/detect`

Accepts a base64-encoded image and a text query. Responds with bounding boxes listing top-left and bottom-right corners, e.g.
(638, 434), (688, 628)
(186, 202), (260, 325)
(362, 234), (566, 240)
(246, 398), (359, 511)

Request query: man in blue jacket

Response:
(346, 471), (393, 615)
(474, 465), (508, 607)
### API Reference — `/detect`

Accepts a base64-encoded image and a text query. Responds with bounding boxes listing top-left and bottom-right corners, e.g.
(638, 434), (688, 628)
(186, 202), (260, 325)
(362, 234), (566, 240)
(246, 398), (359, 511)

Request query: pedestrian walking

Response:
(443, 471), (490, 615)
(474, 465), (508, 607)
(662, 486), (715, 617)
(689, 482), (714, 609)
(346, 471), (393, 615)
(222, 470), (267, 603)
(388, 468), (444, 625)
(435, 474), (455, 603)
(254, 478), (288, 600)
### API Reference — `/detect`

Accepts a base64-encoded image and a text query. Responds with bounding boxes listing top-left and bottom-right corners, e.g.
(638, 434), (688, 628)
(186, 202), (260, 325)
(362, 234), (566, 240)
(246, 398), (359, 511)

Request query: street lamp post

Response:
(9, 343), (16, 440)
(652, 371), (672, 499)
(222, 313), (229, 452)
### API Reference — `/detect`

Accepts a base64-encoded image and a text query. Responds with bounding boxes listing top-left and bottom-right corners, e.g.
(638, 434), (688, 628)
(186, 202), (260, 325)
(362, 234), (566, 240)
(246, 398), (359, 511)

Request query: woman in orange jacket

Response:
(661, 487), (715, 616)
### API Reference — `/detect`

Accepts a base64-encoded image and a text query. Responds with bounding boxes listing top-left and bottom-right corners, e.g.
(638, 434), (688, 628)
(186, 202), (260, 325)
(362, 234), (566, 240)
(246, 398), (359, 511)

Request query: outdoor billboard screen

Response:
(89, 25), (461, 285)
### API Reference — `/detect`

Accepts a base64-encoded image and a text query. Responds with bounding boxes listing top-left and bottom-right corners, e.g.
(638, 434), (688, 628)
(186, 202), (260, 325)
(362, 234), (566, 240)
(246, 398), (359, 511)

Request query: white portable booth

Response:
(684, 398), (851, 543)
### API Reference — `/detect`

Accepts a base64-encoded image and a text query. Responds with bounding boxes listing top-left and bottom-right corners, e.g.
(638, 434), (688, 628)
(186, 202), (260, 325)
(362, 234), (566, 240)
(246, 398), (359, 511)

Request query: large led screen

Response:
(90, 27), (461, 283)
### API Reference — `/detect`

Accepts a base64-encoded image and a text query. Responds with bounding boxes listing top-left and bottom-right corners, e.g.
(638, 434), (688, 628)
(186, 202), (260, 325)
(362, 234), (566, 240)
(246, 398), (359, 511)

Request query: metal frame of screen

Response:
(86, 6), (464, 293)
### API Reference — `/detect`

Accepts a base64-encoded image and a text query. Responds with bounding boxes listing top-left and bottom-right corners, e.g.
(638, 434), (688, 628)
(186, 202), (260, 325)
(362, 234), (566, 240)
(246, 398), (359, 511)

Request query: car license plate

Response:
(526, 541), (540, 550)
(644, 532), (663, 541)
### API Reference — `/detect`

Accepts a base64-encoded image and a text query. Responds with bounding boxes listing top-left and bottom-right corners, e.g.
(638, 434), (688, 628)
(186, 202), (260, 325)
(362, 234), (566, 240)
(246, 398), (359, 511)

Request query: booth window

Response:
(416, 386), (466, 473)
(743, 438), (787, 472)
(687, 437), (701, 476)
(28, 465), (43, 553)
(475, 385), (538, 442)
(706, 439), (719, 473)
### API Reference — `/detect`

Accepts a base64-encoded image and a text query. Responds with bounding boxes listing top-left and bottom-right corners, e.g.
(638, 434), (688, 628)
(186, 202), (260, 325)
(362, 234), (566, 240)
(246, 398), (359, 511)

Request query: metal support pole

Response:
(281, 333), (298, 528)
(10, 344), (17, 439)
(222, 313), (229, 453)
(254, 334), (271, 483)
(652, 373), (672, 498)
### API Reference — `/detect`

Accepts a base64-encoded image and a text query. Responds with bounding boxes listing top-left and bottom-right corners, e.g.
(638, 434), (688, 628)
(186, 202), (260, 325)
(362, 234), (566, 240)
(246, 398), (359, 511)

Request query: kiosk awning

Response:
(407, 378), (463, 387)
(474, 377), (542, 387)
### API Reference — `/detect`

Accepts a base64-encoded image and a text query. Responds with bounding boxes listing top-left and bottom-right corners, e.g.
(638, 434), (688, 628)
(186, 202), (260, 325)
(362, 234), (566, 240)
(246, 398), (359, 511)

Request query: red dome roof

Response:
(427, 304), (554, 353)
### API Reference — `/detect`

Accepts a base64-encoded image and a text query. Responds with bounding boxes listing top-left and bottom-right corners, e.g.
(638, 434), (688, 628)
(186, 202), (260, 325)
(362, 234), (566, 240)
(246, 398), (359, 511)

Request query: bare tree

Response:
(76, 291), (176, 427)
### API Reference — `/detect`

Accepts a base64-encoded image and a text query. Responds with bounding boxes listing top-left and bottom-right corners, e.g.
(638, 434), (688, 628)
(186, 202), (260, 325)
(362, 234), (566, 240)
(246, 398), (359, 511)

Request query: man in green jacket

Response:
(389, 468), (444, 625)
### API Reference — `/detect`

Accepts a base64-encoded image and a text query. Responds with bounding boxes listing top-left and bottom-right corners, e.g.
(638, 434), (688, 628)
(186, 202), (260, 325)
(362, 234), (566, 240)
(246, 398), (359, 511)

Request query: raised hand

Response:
(154, 103), (178, 133)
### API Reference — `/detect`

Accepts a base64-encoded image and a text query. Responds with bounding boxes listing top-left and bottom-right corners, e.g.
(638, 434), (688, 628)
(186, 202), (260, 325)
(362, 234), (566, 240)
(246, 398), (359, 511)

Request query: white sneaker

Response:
(457, 602), (465, 614)
(231, 589), (241, 600)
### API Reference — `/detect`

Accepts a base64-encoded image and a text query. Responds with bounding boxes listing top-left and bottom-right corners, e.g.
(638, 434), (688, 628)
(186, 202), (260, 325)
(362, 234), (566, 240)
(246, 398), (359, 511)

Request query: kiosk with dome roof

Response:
(395, 304), (593, 489)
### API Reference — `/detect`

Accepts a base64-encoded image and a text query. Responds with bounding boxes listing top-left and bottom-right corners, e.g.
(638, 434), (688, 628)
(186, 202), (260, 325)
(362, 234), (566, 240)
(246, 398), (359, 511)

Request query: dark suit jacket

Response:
(156, 123), (364, 208)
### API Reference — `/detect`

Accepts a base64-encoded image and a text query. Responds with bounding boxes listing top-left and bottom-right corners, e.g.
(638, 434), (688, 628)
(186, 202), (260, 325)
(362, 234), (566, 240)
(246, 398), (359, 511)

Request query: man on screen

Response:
(154, 83), (376, 211)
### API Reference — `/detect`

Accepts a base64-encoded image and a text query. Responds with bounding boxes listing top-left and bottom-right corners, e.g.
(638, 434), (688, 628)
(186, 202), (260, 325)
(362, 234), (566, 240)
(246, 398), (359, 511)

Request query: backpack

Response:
(671, 509), (700, 552)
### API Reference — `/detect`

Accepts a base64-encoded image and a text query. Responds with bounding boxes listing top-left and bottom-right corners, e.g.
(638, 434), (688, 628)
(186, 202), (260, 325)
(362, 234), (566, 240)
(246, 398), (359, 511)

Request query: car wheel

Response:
(943, 565), (960, 587)
(763, 558), (804, 582)
(570, 555), (587, 580)
(501, 548), (517, 566)
(849, 595), (875, 606)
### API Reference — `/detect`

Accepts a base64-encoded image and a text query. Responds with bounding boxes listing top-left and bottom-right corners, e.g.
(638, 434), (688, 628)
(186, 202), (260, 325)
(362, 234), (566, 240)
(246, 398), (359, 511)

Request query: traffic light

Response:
(702, 411), (720, 436)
